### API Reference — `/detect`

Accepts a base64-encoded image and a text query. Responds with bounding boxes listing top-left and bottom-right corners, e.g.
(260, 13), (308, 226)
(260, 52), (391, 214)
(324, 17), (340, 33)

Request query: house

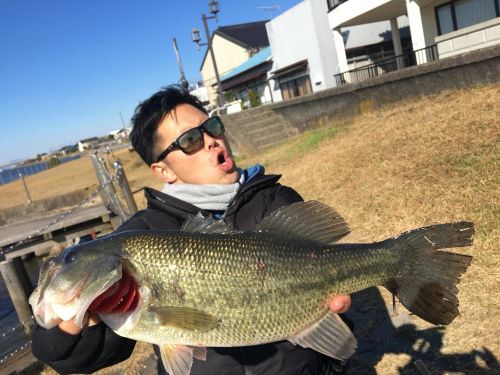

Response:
(78, 137), (99, 152)
(200, 20), (270, 107)
(210, 0), (498, 104)
(58, 145), (78, 155)
(327, 0), (500, 81)
(189, 81), (210, 107)
(266, 0), (411, 100)
(219, 47), (273, 108)
(266, 0), (341, 100)
(108, 128), (132, 143)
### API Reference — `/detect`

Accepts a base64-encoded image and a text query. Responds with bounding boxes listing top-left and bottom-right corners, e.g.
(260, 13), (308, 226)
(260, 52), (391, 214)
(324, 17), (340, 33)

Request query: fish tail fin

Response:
(386, 221), (473, 325)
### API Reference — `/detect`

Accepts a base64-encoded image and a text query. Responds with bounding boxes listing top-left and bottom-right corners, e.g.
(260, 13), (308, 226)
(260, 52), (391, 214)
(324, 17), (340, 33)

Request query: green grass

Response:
(237, 122), (350, 169)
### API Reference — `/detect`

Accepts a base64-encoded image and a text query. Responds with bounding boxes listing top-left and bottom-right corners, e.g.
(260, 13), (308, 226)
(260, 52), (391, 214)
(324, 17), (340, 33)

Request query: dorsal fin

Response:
(181, 213), (233, 234)
(255, 201), (350, 244)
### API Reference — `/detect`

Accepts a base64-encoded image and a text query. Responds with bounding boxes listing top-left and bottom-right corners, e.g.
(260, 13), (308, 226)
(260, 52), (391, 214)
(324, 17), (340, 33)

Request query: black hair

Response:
(130, 85), (207, 166)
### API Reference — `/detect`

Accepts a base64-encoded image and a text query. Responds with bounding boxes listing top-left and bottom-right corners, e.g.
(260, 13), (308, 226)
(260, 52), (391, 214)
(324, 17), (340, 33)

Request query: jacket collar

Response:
(144, 174), (282, 219)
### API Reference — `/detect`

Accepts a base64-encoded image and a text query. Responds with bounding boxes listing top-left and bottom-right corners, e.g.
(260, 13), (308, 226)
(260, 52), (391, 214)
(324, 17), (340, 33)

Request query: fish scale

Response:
(116, 232), (399, 346)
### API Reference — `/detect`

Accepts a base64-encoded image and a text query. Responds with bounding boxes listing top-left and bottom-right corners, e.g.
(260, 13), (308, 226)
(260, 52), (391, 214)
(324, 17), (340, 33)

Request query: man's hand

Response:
(58, 312), (101, 335)
(329, 295), (351, 314)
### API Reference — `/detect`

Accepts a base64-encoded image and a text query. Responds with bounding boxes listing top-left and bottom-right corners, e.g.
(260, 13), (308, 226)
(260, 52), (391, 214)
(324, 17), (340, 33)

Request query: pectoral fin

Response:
(289, 311), (357, 361)
(151, 306), (218, 332)
(190, 345), (207, 360)
(159, 344), (207, 375)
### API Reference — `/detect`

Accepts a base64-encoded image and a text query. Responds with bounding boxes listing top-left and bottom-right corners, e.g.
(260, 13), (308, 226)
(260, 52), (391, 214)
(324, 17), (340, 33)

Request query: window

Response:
(455, 0), (496, 28)
(280, 75), (312, 100)
(437, 4), (454, 34)
(436, 0), (500, 35)
(326, 0), (349, 12)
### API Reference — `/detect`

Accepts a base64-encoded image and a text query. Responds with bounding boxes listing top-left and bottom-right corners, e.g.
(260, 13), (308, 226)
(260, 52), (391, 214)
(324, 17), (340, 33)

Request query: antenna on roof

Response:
(257, 4), (279, 18)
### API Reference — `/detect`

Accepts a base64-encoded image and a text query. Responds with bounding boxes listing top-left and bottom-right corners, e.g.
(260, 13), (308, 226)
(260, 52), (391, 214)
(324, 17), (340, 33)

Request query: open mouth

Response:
(216, 150), (234, 172)
(217, 152), (226, 164)
(88, 271), (139, 314)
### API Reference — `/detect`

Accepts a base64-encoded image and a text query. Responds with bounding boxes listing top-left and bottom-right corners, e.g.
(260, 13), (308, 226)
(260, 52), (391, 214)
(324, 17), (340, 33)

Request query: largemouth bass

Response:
(30, 201), (473, 375)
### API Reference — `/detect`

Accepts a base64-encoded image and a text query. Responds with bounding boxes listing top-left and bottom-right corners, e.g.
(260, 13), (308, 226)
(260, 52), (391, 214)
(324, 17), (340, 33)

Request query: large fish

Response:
(30, 201), (473, 375)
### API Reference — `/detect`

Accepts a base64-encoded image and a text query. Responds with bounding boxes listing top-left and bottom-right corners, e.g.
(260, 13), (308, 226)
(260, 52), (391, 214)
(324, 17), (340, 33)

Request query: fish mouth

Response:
(88, 269), (140, 314)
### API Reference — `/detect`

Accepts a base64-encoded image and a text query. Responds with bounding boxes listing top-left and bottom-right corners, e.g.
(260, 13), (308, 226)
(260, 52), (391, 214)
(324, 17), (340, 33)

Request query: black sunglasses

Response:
(155, 116), (225, 162)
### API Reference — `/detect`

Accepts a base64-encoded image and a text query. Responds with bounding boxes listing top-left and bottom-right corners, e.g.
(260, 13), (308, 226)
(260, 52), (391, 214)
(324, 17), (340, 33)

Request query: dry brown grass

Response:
(12, 82), (499, 374)
(243, 83), (500, 374)
(0, 148), (163, 212)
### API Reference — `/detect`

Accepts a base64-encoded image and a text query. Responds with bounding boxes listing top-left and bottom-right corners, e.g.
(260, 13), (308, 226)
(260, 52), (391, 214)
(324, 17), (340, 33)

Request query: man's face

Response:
(151, 104), (239, 185)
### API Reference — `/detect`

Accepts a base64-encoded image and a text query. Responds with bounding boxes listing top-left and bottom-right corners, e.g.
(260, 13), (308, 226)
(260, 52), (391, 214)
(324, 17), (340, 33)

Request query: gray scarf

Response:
(162, 169), (245, 211)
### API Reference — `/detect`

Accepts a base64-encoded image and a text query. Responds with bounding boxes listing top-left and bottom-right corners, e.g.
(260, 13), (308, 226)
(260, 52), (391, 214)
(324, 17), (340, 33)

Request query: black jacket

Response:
(32, 175), (343, 375)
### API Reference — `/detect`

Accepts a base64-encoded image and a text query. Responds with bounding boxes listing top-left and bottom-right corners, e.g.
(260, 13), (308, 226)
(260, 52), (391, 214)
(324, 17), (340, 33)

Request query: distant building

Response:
(58, 144), (78, 155)
(189, 81), (210, 107)
(108, 128), (132, 143)
(78, 137), (99, 152)
(200, 20), (270, 107)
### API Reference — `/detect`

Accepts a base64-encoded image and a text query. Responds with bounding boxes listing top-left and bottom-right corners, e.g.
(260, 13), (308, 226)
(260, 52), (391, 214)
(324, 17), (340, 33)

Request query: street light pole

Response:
(202, 13), (225, 108)
(192, 1), (225, 108)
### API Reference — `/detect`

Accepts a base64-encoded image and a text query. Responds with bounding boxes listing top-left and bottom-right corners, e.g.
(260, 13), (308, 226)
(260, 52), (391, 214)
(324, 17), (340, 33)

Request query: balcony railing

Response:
(334, 45), (438, 86)
(327, 0), (350, 12)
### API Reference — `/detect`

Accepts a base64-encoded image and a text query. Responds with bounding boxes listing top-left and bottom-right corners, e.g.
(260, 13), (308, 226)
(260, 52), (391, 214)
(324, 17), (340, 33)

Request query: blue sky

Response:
(0, 0), (301, 165)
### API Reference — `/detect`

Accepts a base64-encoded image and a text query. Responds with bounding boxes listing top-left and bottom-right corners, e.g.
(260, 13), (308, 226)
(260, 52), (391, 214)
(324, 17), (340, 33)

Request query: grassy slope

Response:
(15, 82), (499, 374)
(242, 83), (499, 374)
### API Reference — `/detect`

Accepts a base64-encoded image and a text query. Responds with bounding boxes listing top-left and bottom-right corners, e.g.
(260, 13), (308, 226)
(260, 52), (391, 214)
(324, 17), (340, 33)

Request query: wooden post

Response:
(19, 173), (32, 204)
(0, 258), (35, 338)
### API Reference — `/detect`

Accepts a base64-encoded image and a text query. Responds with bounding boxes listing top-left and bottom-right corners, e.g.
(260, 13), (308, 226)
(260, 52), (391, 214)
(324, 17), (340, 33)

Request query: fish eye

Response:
(63, 248), (79, 264)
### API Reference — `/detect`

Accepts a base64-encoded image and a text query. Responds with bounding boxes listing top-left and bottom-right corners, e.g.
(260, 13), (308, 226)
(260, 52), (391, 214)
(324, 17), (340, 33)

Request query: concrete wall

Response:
(223, 44), (500, 153)
(0, 189), (91, 226)
(436, 17), (500, 58)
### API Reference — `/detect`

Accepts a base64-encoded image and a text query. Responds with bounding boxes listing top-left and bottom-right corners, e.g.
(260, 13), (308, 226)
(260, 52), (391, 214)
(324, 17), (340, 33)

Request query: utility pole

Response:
(119, 112), (127, 129)
(192, 0), (226, 108)
(173, 37), (189, 90)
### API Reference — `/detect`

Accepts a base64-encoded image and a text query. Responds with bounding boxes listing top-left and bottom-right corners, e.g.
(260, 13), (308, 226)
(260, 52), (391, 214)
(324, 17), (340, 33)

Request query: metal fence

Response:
(334, 45), (439, 86)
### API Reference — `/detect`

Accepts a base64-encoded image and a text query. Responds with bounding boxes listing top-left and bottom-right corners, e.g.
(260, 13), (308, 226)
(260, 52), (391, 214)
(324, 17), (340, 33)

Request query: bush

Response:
(248, 89), (261, 108)
(47, 156), (60, 169)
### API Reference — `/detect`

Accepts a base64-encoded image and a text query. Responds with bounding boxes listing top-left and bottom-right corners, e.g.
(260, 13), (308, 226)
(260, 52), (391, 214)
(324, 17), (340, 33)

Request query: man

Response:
(32, 85), (351, 374)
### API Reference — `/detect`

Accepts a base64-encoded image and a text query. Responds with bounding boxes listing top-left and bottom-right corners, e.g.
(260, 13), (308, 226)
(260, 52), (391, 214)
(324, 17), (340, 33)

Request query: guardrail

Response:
(335, 45), (439, 86)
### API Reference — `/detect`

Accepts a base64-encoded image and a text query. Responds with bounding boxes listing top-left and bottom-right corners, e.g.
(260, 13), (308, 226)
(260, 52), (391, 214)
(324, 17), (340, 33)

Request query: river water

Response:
(0, 256), (42, 364)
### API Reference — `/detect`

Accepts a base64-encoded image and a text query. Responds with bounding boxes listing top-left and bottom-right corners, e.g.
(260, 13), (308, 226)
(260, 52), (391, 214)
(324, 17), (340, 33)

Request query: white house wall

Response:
(266, 0), (342, 96)
(405, 0), (441, 51)
(308, 0), (340, 90)
(329, 0), (407, 28)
